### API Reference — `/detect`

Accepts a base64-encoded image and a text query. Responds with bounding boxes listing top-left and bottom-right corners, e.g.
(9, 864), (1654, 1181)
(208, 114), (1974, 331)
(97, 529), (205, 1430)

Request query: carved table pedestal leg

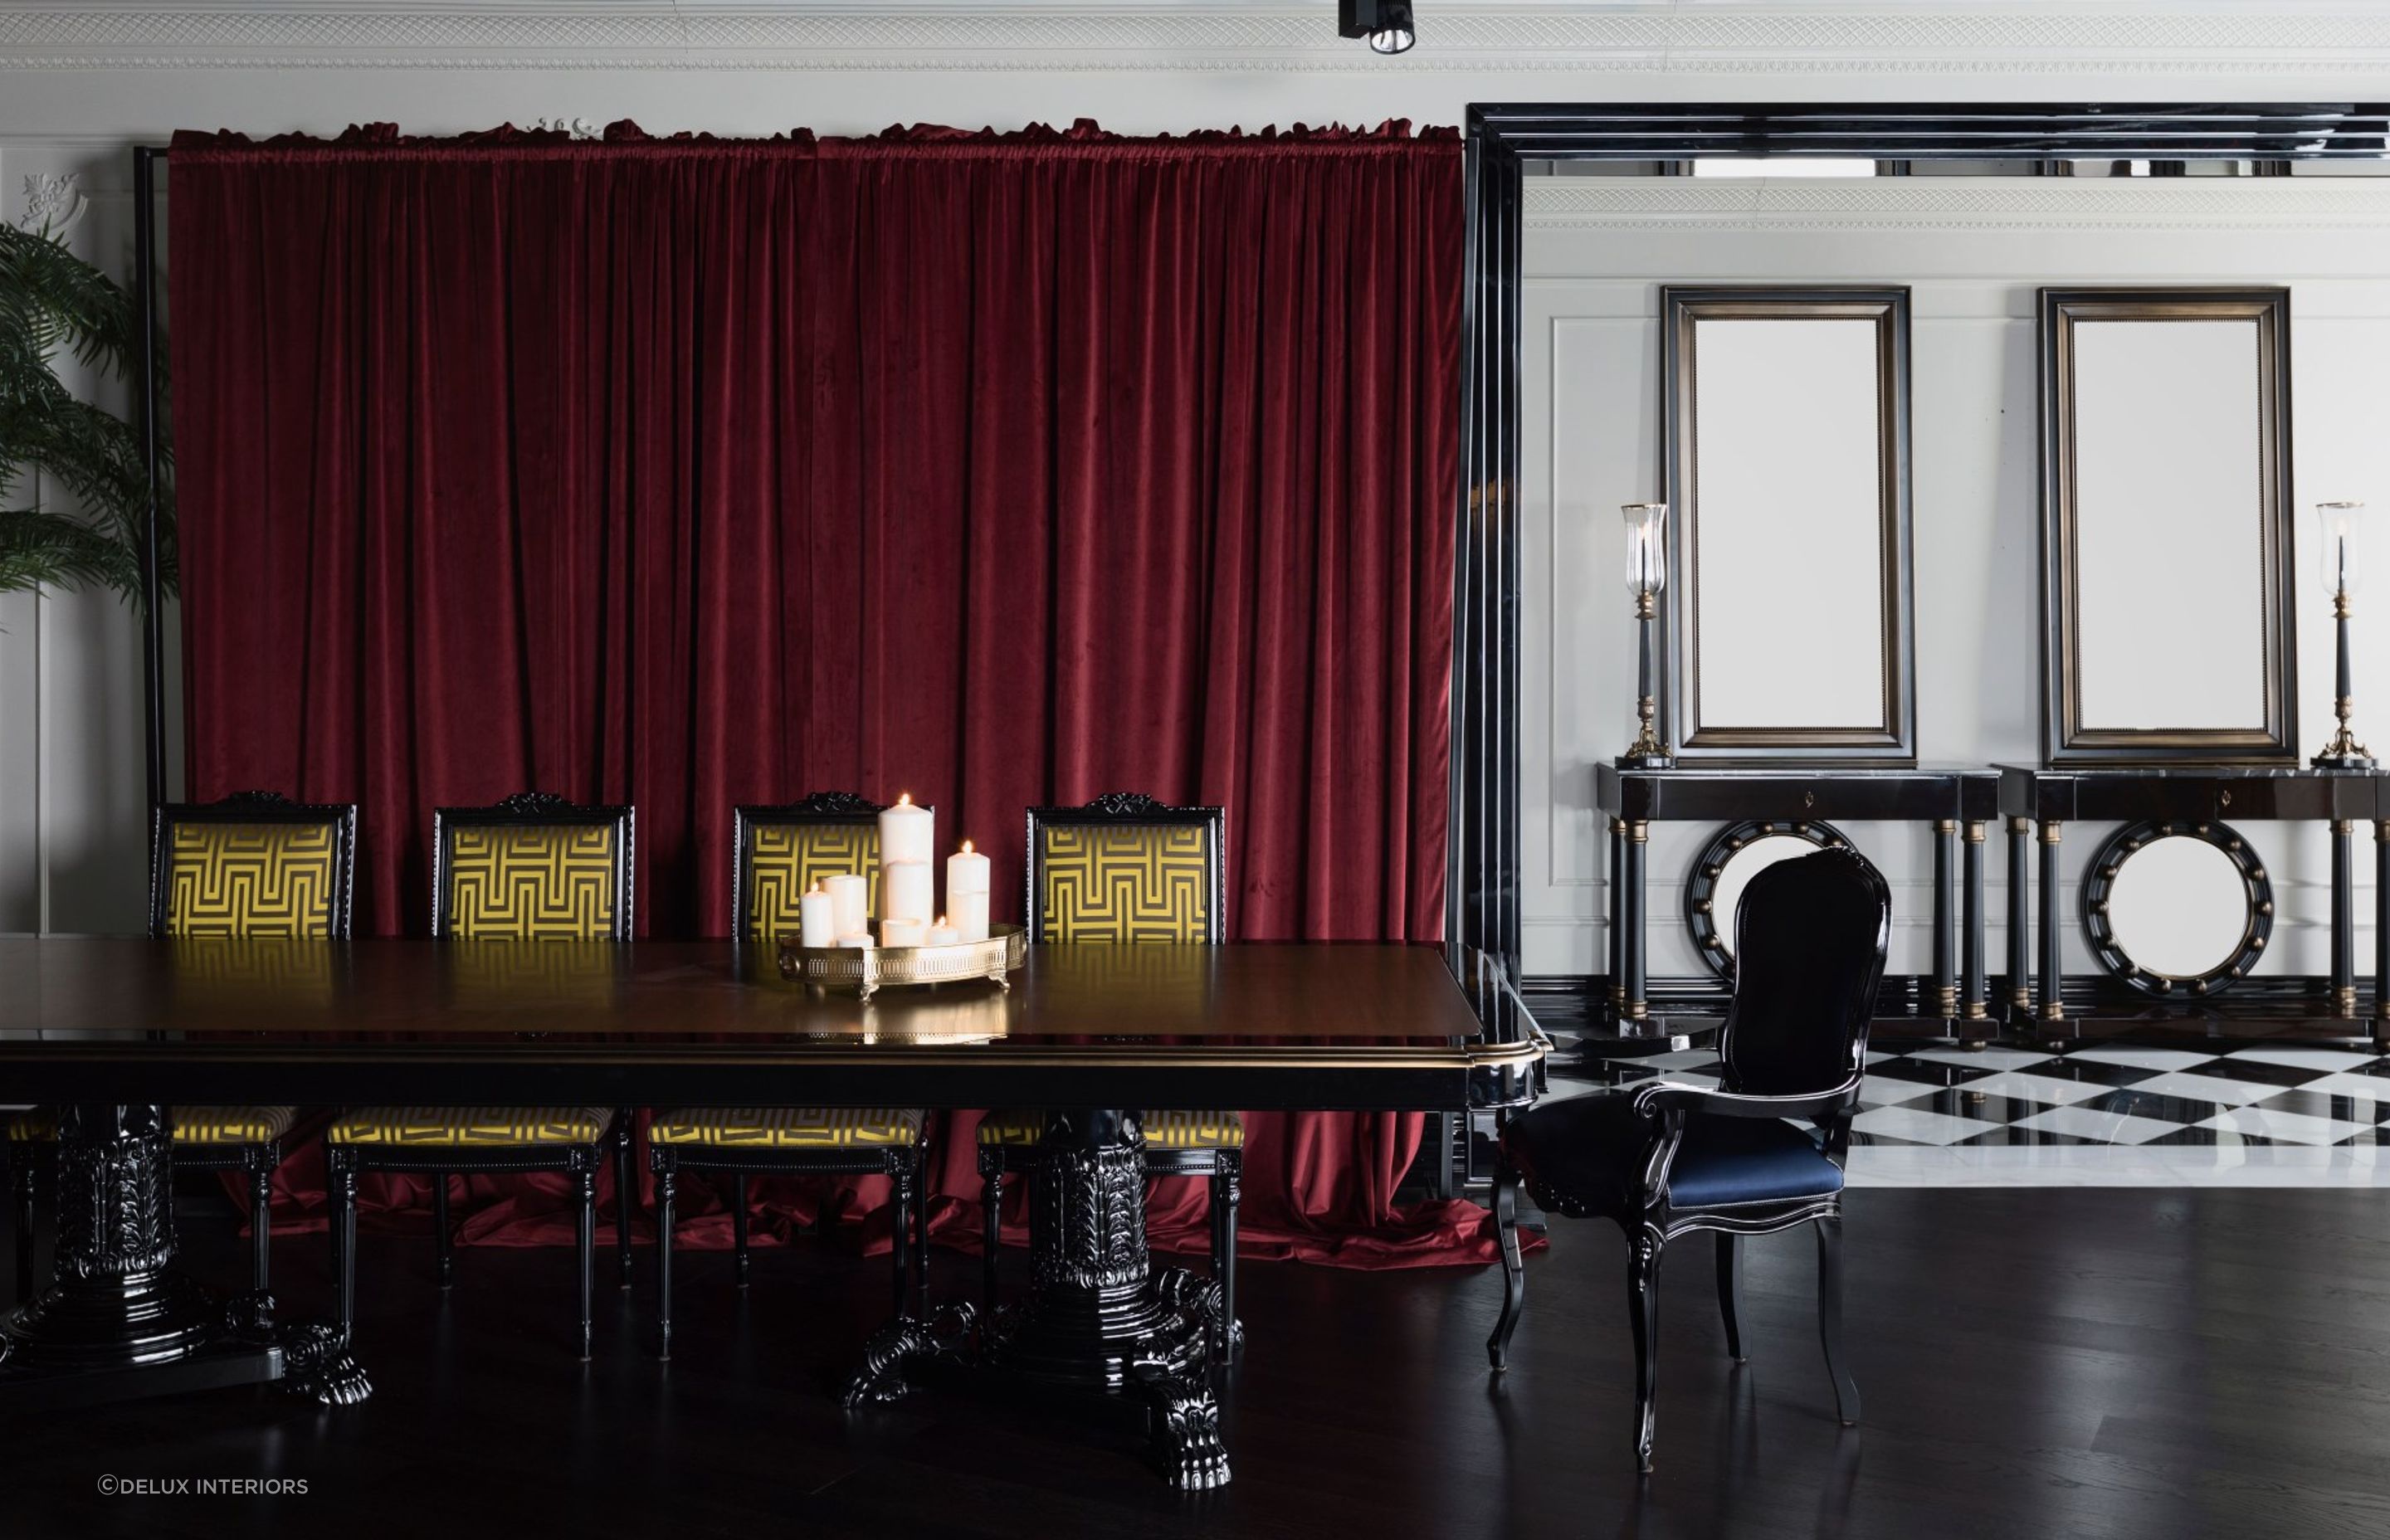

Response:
(2, 1104), (368, 1409)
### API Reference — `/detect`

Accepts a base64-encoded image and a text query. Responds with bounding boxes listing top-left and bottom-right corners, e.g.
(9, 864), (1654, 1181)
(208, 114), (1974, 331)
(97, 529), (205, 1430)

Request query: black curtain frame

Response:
(1453, 101), (2390, 1014)
(134, 144), (167, 812)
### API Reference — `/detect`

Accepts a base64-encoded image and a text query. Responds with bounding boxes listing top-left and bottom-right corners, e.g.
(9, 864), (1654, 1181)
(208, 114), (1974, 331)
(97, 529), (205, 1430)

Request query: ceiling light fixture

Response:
(1339, 0), (1415, 56)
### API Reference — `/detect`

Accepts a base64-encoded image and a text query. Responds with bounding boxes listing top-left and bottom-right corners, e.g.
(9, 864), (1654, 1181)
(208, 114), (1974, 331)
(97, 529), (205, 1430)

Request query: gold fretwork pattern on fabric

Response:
(165, 821), (339, 938)
(978, 1109), (1242, 1150)
(446, 825), (618, 939)
(327, 1107), (612, 1147)
(747, 822), (880, 941)
(1037, 825), (1211, 943)
(650, 1107), (923, 1148)
(170, 1106), (298, 1143)
(3, 1108), (54, 1141)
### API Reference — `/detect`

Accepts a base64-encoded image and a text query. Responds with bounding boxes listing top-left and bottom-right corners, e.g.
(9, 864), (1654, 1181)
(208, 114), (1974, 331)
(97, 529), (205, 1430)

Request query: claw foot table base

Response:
(841, 1109), (1232, 1490)
(0, 1104), (370, 1412)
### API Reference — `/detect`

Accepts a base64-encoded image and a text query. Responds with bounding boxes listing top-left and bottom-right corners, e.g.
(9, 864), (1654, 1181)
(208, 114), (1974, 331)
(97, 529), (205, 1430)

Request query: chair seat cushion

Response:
(6, 1107), (295, 1144)
(1504, 1091), (1842, 1214)
(978, 1109), (1244, 1150)
(650, 1108), (923, 1149)
(328, 1106), (612, 1147)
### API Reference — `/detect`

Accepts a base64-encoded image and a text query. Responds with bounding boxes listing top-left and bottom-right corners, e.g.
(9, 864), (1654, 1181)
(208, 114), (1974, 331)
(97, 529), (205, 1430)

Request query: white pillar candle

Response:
(836, 932), (875, 949)
(798, 880), (836, 948)
(827, 873), (869, 938)
(947, 838), (991, 902)
(881, 918), (926, 948)
(950, 889), (991, 943)
(925, 918), (961, 947)
(879, 792), (935, 868)
(883, 859), (934, 925)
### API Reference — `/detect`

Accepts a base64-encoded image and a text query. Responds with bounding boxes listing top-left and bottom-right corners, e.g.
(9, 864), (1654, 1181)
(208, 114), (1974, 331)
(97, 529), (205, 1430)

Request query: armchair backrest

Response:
(1025, 793), (1225, 943)
(151, 791), (357, 938)
(1718, 846), (1890, 1098)
(432, 791), (635, 940)
(734, 792), (885, 942)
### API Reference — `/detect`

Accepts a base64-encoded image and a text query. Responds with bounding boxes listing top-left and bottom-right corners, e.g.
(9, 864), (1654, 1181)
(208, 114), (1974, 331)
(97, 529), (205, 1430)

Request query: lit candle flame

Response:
(936, 914), (949, 927)
(897, 792), (912, 806)
(961, 838), (974, 854)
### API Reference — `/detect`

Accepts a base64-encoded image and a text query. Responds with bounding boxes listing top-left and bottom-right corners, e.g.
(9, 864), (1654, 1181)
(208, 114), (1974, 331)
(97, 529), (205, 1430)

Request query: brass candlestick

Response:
(2313, 502), (2375, 770)
(1617, 501), (1672, 768)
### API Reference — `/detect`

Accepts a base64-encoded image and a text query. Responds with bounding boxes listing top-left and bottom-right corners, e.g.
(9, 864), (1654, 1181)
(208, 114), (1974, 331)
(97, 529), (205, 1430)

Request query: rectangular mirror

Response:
(1662, 285), (1915, 762)
(2040, 287), (2296, 763)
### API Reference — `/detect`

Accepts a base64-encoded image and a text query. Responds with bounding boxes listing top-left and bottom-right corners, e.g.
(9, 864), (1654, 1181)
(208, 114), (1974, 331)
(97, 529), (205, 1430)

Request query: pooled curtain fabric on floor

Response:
(170, 119), (1474, 1266)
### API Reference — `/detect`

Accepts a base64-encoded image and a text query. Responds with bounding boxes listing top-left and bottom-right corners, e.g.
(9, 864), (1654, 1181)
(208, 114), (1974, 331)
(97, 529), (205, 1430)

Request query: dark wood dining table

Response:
(0, 936), (1540, 1488)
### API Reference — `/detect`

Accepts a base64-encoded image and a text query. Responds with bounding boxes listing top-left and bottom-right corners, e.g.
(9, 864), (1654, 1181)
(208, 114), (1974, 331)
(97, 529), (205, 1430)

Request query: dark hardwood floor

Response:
(5, 1183), (2388, 1539)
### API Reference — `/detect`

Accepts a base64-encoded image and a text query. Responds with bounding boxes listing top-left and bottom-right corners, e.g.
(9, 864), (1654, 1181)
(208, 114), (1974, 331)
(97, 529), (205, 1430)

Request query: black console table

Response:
(1996, 764), (2387, 1026)
(1596, 766), (1998, 1026)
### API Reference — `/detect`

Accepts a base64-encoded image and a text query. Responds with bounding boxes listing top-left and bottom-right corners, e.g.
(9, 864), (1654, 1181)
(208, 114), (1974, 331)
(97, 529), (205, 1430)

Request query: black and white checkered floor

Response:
(1548, 1040), (2390, 1185)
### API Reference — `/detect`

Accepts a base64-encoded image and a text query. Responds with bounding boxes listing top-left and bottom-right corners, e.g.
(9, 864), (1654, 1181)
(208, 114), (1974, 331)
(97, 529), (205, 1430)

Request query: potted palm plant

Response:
(0, 192), (173, 605)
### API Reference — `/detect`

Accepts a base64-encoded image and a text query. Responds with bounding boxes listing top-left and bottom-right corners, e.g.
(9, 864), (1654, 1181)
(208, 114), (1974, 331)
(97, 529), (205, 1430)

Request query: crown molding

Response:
(1524, 176), (2390, 231)
(5, 4), (2390, 75)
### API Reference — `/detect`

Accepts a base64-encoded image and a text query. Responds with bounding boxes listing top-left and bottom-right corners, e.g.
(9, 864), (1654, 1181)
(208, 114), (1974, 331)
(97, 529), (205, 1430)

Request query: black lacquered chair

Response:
(1486, 846), (1890, 1472)
(978, 793), (1241, 1358)
(7, 789), (355, 1304)
(646, 792), (931, 1358)
(324, 791), (637, 1360)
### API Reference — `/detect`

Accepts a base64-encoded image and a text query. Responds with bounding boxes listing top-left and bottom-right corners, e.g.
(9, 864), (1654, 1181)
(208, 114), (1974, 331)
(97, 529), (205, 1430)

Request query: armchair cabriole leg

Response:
(654, 1157), (676, 1361)
(731, 1172), (751, 1289)
(1212, 1153), (1241, 1360)
(432, 1173), (453, 1289)
(250, 1156), (274, 1296)
(1715, 1232), (1745, 1362)
(331, 1153), (358, 1342)
(614, 1117), (634, 1289)
(14, 1148), (37, 1304)
(890, 1162), (915, 1320)
(574, 1166), (595, 1362)
(1816, 1213), (1859, 1426)
(1627, 1229), (1663, 1474)
(1486, 1167), (1526, 1371)
(911, 1143), (932, 1320)
(979, 1161), (1005, 1320)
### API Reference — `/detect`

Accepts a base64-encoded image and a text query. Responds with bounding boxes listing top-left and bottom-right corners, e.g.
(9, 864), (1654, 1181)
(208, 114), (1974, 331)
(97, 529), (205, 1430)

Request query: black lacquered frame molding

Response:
(729, 792), (888, 943)
(1661, 286), (1915, 763)
(2038, 287), (2299, 764)
(1682, 819), (1861, 981)
(2079, 818), (2274, 998)
(430, 790), (637, 940)
(1023, 794), (1227, 945)
(148, 790), (358, 938)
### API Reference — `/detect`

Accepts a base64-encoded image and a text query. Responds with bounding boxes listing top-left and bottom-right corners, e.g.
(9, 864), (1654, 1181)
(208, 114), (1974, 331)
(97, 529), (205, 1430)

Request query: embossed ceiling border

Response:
(6, 6), (2390, 74)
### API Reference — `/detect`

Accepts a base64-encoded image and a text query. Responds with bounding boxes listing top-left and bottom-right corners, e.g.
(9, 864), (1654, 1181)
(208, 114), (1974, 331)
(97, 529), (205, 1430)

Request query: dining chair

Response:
(324, 791), (635, 1360)
(1485, 845), (1890, 1473)
(8, 789), (354, 1304)
(978, 792), (1241, 1359)
(645, 793), (932, 1358)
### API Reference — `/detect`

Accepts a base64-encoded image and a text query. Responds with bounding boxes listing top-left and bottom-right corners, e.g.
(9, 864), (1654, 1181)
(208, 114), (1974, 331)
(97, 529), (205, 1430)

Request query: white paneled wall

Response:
(1522, 176), (2390, 982)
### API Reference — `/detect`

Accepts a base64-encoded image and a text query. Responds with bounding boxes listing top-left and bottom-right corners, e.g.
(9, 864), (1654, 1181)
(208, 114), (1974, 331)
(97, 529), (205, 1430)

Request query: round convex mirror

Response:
(1684, 821), (1857, 977)
(2081, 821), (2270, 997)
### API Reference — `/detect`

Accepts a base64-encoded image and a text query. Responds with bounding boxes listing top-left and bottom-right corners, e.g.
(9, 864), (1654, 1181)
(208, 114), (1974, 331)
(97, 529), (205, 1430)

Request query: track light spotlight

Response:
(1339, 0), (1415, 56)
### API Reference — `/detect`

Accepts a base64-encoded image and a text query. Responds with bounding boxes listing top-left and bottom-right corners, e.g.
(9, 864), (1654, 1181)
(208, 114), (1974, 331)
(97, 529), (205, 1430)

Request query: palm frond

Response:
(0, 222), (136, 378)
(0, 507), (143, 597)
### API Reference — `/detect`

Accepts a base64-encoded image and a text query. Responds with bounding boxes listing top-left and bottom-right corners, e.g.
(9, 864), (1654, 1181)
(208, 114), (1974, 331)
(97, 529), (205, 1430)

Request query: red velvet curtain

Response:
(169, 119), (1486, 1266)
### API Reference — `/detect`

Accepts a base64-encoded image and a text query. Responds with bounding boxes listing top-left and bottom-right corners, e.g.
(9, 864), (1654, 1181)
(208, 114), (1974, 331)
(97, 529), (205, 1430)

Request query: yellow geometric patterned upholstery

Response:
(746, 821), (880, 941)
(2, 1107), (297, 1145)
(978, 1108), (1243, 1150)
(651, 1107), (924, 1148)
(1037, 824), (1212, 943)
(165, 821), (340, 938)
(172, 1106), (299, 1143)
(327, 1106), (612, 1147)
(445, 825), (619, 939)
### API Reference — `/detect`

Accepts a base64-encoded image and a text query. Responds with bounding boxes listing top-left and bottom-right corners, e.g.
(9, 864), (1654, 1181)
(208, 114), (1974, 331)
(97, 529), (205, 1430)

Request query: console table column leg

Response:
(1931, 820), (1958, 1021)
(1622, 821), (1649, 1021)
(2333, 820), (2357, 1017)
(2037, 821), (2066, 1026)
(2007, 817), (2032, 1021)
(1607, 817), (1627, 1016)
(2376, 821), (2390, 1033)
(1961, 821), (1988, 1035)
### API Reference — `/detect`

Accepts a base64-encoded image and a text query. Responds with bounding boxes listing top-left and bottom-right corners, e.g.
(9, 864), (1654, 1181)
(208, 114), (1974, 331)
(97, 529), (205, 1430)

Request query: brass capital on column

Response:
(1608, 816), (1628, 836)
(1935, 985), (1958, 1015)
(1934, 819), (1957, 836)
(1625, 821), (1650, 844)
(1964, 821), (1988, 843)
(2334, 986), (2360, 1017)
(2040, 821), (2063, 845)
(2377, 820), (2390, 844)
(2038, 1001), (2066, 1021)
(1964, 1001), (1990, 1021)
(2010, 984), (2032, 1009)
(2334, 819), (2355, 837)
(2008, 816), (2032, 835)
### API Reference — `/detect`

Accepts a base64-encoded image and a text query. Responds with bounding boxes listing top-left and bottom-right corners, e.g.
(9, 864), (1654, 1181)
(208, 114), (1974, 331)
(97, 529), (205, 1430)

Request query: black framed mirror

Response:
(1662, 285), (1915, 763)
(2038, 286), (2298, 763)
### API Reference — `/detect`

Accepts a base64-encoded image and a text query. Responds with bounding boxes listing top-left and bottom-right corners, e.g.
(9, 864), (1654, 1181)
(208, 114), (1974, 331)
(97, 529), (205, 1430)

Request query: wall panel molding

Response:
(6, 4), (2390, 76)
(1527, 179), (2390, 234)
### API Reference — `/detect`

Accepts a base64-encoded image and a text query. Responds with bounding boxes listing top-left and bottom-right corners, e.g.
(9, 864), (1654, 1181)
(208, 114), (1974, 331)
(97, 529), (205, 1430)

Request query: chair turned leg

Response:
(731, 1172), (750, 1289)
(250, 1155), (275, 1296)
(979, 1158), (1005, 1321)
(574, 1166), (596, 1362)
(910, 1141), (932, 1320)
(1627, 1231), (1664, 1474)
(1716, 1232), (1746, 1362)
(432, 1173), (454, 1289)
(329, 1152), (358, 1342)
(1817, 1214), (1860, 1426)
(614, 1116), (635, 1290)
(654, 1157), (676, 1362)
(1486, 1166), (1527, 1371)
(13, 1150), (37, 1304)
(1210, 1154), (1241, 1361)
(890, 1161), (916, 1320)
